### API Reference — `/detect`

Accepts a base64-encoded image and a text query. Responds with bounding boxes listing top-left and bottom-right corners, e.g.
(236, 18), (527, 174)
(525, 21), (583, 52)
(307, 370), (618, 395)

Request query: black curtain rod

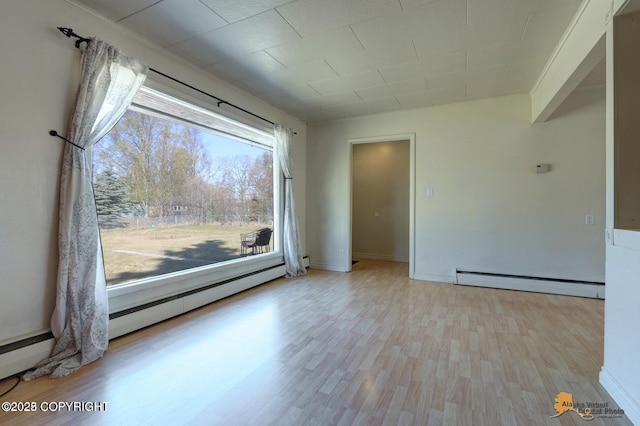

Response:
(56, 27), (295, 133)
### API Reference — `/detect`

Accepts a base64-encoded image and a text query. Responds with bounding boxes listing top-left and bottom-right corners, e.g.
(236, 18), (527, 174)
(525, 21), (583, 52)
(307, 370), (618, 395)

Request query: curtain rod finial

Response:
(57, 27), (73, 37)
(57, 27), (90, 48)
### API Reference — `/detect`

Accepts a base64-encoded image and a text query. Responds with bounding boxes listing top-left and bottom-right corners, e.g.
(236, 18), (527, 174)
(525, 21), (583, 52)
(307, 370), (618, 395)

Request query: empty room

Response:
(1, 0), (639, 425)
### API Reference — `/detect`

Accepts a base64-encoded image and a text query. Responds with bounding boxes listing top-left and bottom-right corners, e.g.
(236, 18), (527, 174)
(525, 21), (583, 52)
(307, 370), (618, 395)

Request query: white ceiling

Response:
(73, 0), (590, 123)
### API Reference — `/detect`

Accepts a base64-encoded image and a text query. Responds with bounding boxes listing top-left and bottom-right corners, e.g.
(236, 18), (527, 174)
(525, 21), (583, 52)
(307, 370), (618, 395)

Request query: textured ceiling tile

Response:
(426, 64), (510, 91)
(379, 51), (467, 83)
(325, 40), (418, 76)
(310, 70), (386, 95)
(260, 91), (316, 112)
(428, 86), (467, 106)
(120, 0), (227, 47)
(467, 36), (560, 70)
(207, 62), (247, 84)
(230, 75), (279, 96)
(344, 0), (403, 25)
(266, 27), (364, 67)
(199, 0), (292, 23)
(412, 30), (468, 59)
(355, 79), (427, 100)
(509, 56), (549, 85)
(523, 0), (581, 13)
(350, 9), (410, 48)
(278, 84), (322, 99)
(466, 80), (503, 100)
(209, 10), (300, 53)
(521, 3), (580, 41)
(467, 64), (511, 82)
(166, 36), (231, 67)
(467, 0), (530, 44)
(378, 62), (424, 83)
(467, 44), (515, 69)
(267, 61), (339, 87)
(426, 74), (466, 91)
(307, 108), (350, 123)
(74, 0), (158, 21)
(277, 0), (401, 38)
(237, 51), (288, 74)
(277, 0), (351, 37)
(306, 91), (363, 108)
(395, 90), (433, 109)
(406, 0), (467, 38)
(502, 78), (535, 95)
(359, 0), (467, 55)
(368, 40), (419, 68)
(399, 0), (440, 10)
(338, 96), (402, 117)
(324, 51), (375, 76)
(399, 87), (468, 109)
(208, 51), (287, 84)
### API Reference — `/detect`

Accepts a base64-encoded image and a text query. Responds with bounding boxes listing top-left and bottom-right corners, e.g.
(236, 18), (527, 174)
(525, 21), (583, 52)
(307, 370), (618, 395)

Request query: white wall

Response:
(307, 90), (605, 283)
(0, 0), (306, 345)
(352, 141), (410, 262)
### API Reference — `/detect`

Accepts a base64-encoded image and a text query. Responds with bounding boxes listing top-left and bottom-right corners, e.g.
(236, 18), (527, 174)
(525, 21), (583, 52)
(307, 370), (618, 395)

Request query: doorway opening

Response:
(347, 134), (415, 278)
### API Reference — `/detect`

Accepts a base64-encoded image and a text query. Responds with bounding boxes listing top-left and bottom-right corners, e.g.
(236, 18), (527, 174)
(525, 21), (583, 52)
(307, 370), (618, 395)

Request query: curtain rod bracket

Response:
(49, 130), (85, 151)
(57, 27), (90, 48)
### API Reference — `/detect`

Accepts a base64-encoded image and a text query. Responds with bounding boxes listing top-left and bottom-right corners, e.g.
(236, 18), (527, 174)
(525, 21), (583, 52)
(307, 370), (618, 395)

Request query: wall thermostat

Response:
(536, 163), (551, 173)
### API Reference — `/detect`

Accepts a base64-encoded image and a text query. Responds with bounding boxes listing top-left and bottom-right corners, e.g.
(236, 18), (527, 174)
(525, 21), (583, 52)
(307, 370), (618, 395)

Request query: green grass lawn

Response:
(100, 224), (265, 286)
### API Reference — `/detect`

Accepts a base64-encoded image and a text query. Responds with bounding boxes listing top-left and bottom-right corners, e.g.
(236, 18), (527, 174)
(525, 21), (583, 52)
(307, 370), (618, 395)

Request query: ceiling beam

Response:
(530, 0), (610, 123)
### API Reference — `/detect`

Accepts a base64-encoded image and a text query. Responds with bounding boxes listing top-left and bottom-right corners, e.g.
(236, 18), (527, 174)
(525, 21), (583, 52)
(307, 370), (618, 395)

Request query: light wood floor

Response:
(0, 260), (631, 425)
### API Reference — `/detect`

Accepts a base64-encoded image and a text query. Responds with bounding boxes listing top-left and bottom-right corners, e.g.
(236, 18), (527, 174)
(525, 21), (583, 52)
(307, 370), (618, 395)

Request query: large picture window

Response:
(92, 87), (277, 286)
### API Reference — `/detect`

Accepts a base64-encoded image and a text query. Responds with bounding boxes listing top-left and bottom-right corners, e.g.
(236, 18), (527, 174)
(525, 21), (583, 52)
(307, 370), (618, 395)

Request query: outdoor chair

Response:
(240, 228), (272, 256)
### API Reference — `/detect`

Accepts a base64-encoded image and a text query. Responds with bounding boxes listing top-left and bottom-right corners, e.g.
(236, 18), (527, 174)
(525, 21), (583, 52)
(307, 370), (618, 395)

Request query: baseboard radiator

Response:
(454, 269), (605, 299)
(0, 256), (309, 380)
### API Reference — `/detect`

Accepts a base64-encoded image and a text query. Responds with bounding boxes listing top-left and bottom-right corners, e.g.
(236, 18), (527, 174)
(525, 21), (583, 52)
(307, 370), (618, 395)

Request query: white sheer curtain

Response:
(274, 124), (306, 277)
(24, 39), (147, 380)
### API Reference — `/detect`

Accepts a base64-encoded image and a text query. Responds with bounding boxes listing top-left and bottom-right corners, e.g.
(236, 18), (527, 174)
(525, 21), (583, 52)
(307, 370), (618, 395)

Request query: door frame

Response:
(346, 133), (416, 278)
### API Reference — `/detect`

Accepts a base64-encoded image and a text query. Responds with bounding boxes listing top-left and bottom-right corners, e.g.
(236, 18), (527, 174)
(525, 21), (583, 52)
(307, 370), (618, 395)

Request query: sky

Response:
(202, 131), (269, 160)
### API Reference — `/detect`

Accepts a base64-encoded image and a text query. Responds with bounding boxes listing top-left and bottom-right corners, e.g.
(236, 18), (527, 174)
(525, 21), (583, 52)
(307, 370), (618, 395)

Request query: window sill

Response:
(107, 251), (284, 314)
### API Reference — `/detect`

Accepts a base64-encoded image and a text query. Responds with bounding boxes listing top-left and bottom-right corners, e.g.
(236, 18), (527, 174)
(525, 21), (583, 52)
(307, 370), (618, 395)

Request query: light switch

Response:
(427, 188), (434, 198)
(585, 214), (594, 225)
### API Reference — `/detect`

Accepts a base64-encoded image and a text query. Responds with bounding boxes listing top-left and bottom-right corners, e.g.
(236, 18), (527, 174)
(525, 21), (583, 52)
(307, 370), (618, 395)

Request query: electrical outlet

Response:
(339, 249), (344, 258)
(585, 214), (594, 225)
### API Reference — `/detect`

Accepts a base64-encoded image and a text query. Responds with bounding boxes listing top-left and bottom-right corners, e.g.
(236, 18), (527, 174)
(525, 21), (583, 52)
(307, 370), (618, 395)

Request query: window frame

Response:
(100, 82), (284, 312)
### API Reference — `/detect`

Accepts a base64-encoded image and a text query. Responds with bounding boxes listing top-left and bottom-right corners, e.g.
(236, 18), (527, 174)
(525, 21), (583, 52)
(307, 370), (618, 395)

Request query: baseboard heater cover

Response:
(109, 263), (284, 320)
(455, 270), (605, 299)
(0, 256), (310, 380)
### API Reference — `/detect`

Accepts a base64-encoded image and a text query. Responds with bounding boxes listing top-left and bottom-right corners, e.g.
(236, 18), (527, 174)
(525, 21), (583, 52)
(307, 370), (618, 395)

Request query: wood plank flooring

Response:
(0, 260), (632, 425)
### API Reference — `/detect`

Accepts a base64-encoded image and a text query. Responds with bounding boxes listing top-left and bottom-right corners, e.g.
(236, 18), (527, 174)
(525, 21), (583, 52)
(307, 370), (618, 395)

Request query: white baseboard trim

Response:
(309, 262), (347, 272)
(455, 271), (605, 299)
(412, 273), (454, 283)
(352, 252), (409, 263)
(600, 366), (640, 425)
